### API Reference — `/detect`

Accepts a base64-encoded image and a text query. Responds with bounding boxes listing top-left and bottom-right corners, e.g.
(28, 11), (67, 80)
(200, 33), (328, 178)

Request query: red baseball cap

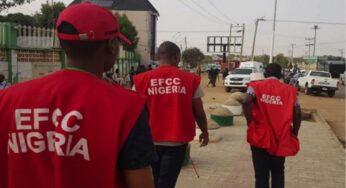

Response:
(56, 2), (131, 44)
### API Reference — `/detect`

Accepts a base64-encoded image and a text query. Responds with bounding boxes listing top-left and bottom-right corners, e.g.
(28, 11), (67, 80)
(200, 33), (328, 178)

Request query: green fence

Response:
(0, 22), (141, 84)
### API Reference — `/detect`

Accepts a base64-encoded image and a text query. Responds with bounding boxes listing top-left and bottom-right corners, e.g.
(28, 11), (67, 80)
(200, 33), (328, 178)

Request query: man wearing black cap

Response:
(0, 3), (154, 188)
(243, 63), (301, 188)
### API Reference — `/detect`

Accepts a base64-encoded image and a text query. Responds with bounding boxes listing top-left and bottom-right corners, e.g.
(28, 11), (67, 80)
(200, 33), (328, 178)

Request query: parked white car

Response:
(297, 71), (339, 97)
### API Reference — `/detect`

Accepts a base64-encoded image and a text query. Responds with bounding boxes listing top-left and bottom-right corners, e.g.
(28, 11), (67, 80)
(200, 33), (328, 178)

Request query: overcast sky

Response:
(3, 0), (346, 57)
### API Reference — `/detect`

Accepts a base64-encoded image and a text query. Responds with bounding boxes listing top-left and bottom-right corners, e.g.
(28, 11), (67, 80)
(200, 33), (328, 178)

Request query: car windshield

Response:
(232, 69), (252, 75)
(310, 72), (331, 78)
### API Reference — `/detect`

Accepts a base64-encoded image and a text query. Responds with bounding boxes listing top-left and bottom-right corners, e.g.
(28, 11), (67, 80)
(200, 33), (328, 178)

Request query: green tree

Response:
(33, 2), (65, 28)
(116, 14), (138, 51)
(202, 55), (212, 64)
(274, 53), (289, 68)
(254, 54), (269, 64)
(0, 13), (35, 25)
(182, 48), (205, 68)
(0, 0), (31, 12)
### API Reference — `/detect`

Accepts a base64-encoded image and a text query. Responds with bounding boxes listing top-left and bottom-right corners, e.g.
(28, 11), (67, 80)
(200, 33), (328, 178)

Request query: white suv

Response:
(224, 68), (252, 92)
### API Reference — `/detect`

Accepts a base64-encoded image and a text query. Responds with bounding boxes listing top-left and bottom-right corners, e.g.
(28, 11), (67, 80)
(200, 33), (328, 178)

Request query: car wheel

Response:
(304, 86), (311, 95)
(225, 87), (231, 93)
(328, 91), (335, 97)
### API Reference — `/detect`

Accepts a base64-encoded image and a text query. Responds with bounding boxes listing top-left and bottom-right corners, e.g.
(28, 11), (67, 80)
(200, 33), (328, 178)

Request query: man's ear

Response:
(106, 39), (119, 56)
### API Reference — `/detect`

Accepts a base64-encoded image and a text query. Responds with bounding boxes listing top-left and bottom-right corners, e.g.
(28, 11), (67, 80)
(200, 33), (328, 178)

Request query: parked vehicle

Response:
(340, 71), (346, 85)
(289, 73), (304, 87)
(284, 72), (296, 84)
(297, 71), (339, 97)
(224, 61), (264, 92)
(317, 60), (345, 78)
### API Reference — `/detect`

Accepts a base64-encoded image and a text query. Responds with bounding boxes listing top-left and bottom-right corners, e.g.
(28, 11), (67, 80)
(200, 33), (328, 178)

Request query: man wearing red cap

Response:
(243, 63), (301, 188)
(133, 41), (209, 188)
(0, 3), (155, 188)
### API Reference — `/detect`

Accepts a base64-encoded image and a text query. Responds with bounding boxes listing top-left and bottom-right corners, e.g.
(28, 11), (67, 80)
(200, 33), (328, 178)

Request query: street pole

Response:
(305, 38), (314, 58)
(313, 25), (320, 57)
(290, 43), (295, 64)
(240, 24), (245, 61)
(184, 36), (187, 50)
(269, 0), (278, 64)
(251, 17), (264, 61)
(339, 49), (344, 58)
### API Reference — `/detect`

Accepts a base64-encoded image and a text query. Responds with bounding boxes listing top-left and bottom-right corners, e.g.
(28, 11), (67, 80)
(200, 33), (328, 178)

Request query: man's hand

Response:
(199, 132), (209, 147)
(192, 98), (209, 147)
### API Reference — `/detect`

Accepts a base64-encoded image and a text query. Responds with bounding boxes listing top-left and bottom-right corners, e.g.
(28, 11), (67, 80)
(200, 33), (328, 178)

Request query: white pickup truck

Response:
(224, 61), (264, 92)
(297, 70), (339, 97)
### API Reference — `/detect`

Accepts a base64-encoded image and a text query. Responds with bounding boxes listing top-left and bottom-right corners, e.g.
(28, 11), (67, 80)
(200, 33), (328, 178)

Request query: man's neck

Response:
(66, 60), (104, 79)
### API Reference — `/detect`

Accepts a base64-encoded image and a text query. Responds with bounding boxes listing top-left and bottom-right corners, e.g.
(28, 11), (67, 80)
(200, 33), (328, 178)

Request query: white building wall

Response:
(113, 10), (153, 66)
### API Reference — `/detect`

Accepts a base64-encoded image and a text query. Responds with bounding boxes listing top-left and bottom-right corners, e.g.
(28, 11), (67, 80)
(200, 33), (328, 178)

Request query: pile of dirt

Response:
(230, 92), (247, 104)
(211, 107), (233, 117)
(207, 119), (221, 130)
(224, 98), (241, 106)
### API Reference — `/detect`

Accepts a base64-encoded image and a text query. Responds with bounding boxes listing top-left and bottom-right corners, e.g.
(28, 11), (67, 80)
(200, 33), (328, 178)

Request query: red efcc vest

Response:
(0, 70), (146, 188)
(134, 66), (201, 142)
(247, 79), (299, 157)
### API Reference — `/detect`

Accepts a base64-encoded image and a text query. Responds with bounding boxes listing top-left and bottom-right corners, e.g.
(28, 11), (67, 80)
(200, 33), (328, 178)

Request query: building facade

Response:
(76, 0), (159, 66)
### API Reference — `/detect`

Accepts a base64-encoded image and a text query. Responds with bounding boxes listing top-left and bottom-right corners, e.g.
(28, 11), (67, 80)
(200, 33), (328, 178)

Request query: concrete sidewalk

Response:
(176, 113), (345, 188)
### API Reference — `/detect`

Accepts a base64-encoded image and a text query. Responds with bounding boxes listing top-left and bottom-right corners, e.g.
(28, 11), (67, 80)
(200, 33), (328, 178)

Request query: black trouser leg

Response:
(270, 155), (285, 188)
(151, 145), (187, 188)
(251, 146), (286, 188)
(251, 146), (270, 188)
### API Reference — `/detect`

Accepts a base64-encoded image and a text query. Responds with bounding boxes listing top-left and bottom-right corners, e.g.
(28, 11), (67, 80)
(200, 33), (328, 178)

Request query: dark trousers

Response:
(251, 146), (286, 188)
(152, 144), (187, 188)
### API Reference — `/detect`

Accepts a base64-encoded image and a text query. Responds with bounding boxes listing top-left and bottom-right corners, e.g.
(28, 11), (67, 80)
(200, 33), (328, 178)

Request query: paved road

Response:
(177, 115), (345, 188)
(298, 85), (345, 145)
(200, 74), (345, 145)
(176, 75), (345, 187)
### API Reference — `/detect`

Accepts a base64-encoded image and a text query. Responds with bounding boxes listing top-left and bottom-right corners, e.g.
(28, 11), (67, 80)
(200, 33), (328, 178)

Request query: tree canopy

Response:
(33, 2), (65, 28)
(0, 2), (65, 28)
(0, 0), (31, 12)
(274, 53), (289, 68)
(116, 14), (138, 51)
(254, 54), (270, 64)
(0, 13), (35, 25)
(182, 48), (205, 68)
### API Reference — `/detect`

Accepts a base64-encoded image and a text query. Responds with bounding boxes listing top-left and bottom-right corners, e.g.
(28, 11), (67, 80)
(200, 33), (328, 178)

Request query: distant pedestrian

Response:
(242, 63), (302, 188)
(133, 41), (209, 188)
(136, 65), (147, 75)
(207, 67), (217, 87)
(148, 64), (153, 71)
(129, 66), (136, 87)
(222, 68), (229, 80)
(0, 74), (9, 89)
(196, 65), (202, 77)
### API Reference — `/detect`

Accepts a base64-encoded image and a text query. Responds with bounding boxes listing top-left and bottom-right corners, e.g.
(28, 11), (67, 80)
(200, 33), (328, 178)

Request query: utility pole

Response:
(184, 36), (187, 50)
(305, 38), (314, 58)
(240, 24), (245, 61)
(312, 25), (320, 56)
(251, 17), (265, 61)
(290, 43), (295, 64)
(269, 0), (278, 64)
(339, 49), (344, 58)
